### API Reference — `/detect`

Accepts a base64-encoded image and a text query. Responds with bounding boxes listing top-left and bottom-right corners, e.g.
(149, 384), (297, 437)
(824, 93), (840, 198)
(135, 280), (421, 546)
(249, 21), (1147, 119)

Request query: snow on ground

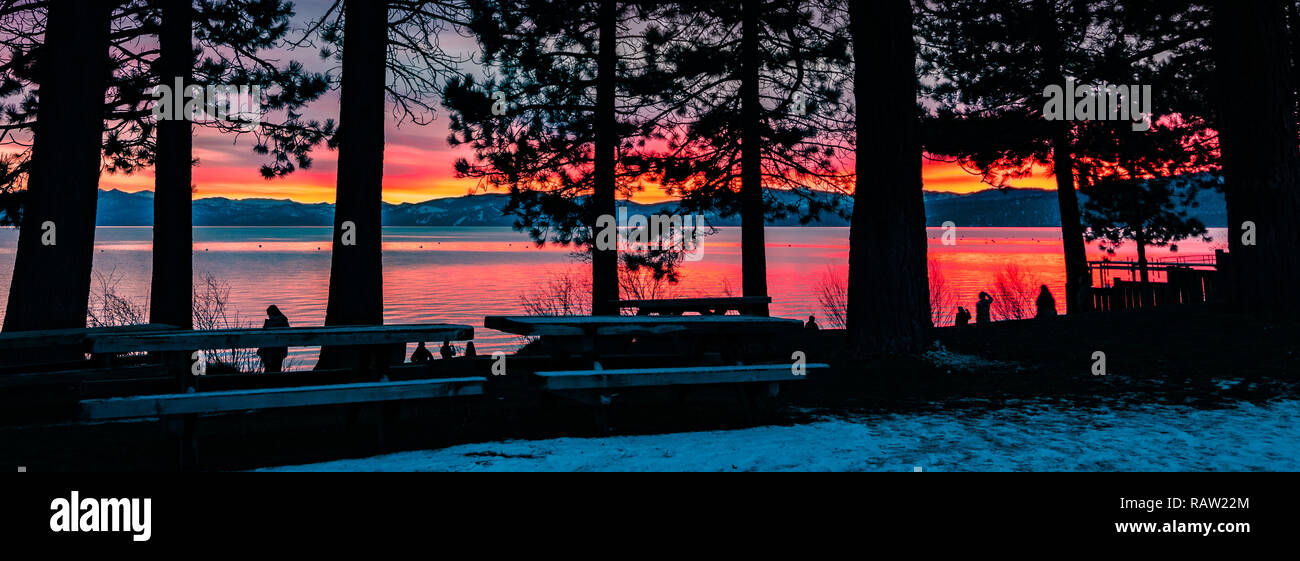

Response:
(261, 399), (1300, 472)
(923, 342), (1024, 373)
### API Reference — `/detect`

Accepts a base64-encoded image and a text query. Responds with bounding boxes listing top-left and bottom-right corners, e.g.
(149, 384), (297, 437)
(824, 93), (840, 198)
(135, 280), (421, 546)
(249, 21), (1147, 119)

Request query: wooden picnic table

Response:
(485, 314), (802, 366)
(612, 296), (772, 316)
(1, 323), (476, 400)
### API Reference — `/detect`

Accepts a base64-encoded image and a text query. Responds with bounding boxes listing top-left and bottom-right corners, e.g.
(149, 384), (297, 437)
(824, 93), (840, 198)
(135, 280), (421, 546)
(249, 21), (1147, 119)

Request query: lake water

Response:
(0, 226), (1228, 367)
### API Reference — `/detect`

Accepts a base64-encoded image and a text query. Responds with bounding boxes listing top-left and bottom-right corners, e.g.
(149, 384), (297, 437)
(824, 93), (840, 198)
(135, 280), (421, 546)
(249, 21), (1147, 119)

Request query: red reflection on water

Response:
(0, 226), (1229, 369)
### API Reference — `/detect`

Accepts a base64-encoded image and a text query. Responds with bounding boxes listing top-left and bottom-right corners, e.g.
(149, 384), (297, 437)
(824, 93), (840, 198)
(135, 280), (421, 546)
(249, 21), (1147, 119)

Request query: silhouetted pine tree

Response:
(1212, 0), (1300, 318)
(845, 0), (929, 353)
(916, 0), (1105, 314)
(151, 0), (196, 332)
(312, 0), (470, 368)
(631, 0), (852, 315)
(2, 0), (113, 347)
(1081, 176), (1210, 284)
(444, 1), (661, 316)
(318, 0), (388, 368)
(0, 0), (333, 335)
(1068, 2), (1217, 286)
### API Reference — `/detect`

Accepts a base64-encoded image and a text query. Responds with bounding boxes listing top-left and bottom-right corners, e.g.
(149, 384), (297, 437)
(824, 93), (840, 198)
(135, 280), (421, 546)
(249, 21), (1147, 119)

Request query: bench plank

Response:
(613, 296), (771, 314)
(0, 364), (169, 390)
(615, 296), (771, 308)
(484, 315), (801, 337)
(535, 363), (828, 390)
(79, 377), (486, 420)
(87, 324), (474, 354)
(0, 324), (179, 351)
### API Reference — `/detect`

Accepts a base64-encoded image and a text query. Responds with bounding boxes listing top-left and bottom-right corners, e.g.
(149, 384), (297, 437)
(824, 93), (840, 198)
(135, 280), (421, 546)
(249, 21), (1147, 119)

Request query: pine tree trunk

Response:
(318, 0), (388, 369)
(1036, 0), (1091, 315)
(2, 0), (112, 353)
(591, 0), (619, 316)
(739, 0), (769, 315)
(1213, 0), (1300, 319)
(846, 0), (930, 354)
(1135, 232), (1150, 285)
(150, 0), (194, 332)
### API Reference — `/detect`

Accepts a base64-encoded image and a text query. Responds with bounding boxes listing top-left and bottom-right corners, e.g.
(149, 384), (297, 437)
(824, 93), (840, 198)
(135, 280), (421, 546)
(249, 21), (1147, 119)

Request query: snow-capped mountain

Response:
(84, 182), (1228, 228)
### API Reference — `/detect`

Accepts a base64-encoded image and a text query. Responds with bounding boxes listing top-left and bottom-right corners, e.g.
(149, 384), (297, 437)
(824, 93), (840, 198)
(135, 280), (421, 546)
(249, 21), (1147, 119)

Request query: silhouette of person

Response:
(410, 342), (433, 363)
(257, 305), (290, 373)
(1036, 285), (1057, 319)
(975, 292), (993, 324)
(440, 340), (455, 360)
(955, 307), (971, 327)
(464, 341), (477, 358)
(805, 315), (820, 330)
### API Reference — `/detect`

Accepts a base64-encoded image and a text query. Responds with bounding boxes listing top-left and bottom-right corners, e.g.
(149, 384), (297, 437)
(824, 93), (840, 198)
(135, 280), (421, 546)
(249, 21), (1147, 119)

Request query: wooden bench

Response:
(80, 377), (487, 421)
(534, 363), (828, 431)
(613, 296), (772, 316)
(3, 323), (477, 468)
(536, 363), (827, 390)
(78, 375), (487, 470)
(1, 323), (475, 397)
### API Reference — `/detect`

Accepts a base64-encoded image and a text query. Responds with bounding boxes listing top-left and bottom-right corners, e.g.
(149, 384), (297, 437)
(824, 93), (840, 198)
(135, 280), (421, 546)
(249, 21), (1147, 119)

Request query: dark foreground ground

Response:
(3, 308), (1296, 471)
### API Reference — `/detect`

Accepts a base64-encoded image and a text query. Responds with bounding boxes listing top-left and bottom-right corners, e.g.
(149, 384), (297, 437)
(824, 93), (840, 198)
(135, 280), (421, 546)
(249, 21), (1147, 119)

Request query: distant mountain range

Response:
(85, 181), (1228, 228)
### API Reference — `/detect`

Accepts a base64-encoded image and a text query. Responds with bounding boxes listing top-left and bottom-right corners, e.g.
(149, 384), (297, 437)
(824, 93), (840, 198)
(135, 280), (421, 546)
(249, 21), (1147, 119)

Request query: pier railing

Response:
(1088, 252), (1225, 311)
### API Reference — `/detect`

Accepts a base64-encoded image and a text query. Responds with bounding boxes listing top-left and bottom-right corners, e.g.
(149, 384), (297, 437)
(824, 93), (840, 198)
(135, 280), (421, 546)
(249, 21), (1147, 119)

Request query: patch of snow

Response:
(260, 399), (1300, 472)
(924, 342), (1023, 373)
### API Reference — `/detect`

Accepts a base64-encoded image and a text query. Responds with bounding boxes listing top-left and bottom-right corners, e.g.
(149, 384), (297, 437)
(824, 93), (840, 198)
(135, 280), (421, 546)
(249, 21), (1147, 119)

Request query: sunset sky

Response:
(85, 0), (1057, 205)
(97, 117), (1058, 205)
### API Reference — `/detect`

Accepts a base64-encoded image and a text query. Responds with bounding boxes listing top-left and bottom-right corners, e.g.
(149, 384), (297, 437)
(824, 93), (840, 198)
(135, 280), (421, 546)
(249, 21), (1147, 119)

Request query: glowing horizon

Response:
(100, 132), (1061, 205)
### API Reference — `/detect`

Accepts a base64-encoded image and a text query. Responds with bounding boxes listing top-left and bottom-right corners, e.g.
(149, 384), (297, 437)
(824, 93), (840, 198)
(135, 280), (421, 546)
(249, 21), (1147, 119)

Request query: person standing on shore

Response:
(976, 292), (993, 324)
(1036, 285), (1058, 319)
(257, 305), (290, 372)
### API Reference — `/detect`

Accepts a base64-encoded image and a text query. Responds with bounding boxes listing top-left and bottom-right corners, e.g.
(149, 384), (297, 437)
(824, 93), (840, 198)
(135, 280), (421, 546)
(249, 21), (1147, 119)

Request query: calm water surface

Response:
(0, 226), (1228, 366)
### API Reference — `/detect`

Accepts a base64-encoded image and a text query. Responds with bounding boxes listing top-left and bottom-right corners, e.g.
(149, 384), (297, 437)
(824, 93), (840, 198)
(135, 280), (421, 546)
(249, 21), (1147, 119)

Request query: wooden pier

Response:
(1088, 252), (1226, 311)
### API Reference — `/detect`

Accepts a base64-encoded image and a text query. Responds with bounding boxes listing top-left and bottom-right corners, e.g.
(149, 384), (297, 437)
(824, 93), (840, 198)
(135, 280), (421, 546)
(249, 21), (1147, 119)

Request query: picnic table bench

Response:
(2, 323), (480, 469)
(80, 377), (485, 421)
(486, 314), (815, 430)
(1, 323), (475, 392)
(612, 296), (772, 316)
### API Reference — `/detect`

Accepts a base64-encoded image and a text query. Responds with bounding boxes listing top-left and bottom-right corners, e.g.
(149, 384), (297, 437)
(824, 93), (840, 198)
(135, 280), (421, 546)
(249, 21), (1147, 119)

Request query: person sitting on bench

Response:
(440, 340), (455, 360)
(410, 342), (433, 363)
